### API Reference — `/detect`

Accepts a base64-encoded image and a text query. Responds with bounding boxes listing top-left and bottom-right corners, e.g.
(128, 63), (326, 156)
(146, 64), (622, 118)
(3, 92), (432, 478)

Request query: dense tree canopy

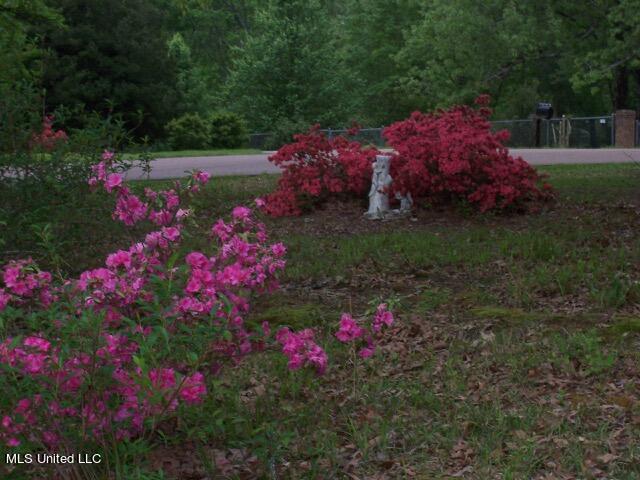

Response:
(3, 0), (640, 142)
(40, 0), (181, 137)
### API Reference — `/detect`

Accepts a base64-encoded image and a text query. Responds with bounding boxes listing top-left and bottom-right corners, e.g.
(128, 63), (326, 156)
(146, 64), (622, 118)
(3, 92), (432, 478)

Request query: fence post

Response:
(614, 110), (636, 147)
(546, 119), (550, 147)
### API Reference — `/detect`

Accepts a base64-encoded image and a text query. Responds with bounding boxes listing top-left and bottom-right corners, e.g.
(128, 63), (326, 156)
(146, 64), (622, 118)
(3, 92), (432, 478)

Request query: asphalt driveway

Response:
(126, 148), (640, 180)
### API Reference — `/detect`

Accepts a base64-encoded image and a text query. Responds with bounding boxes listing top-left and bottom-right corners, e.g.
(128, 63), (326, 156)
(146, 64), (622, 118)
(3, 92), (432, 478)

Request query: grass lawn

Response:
(137, 163), (640, 478)
(2, 163), (640, 478)
(122, 148), (262, 160)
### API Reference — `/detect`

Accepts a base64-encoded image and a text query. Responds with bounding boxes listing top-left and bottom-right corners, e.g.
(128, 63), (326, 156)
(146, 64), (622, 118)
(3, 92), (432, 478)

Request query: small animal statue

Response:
(364, 155), (392, 220)
(394, 191), (413, 215)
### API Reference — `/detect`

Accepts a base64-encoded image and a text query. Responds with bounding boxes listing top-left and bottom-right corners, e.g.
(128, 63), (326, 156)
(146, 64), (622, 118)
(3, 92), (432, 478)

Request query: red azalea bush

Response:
(383, 95), (553, 211)
(263, 125), (379, 216)
(262, 97), (553, 217)
(30, 115), (68, 152)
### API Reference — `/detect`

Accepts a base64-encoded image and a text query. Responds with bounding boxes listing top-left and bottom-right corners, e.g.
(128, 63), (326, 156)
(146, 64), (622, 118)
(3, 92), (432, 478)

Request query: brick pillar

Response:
(614, 110), (636, 147)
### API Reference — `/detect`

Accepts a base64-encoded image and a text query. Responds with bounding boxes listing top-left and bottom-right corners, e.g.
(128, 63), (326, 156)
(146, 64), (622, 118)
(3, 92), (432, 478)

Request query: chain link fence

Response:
(249, 115), (617, 150)
(491, 116), (614, 148)
(248, 128), (386, 150)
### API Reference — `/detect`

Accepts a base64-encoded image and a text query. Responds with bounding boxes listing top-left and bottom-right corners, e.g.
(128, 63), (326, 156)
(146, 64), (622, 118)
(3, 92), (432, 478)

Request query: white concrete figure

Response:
(394, 191), (413, 215)
(364, 155), (392, 219)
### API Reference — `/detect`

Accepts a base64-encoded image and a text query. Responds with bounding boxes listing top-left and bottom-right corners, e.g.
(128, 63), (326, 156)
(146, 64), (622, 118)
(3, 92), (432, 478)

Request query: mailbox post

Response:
(534, 102), (553, 147)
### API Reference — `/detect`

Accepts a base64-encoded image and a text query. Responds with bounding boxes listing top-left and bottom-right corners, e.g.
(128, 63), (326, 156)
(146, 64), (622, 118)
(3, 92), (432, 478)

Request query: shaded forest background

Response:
(2, 0), (640, 144)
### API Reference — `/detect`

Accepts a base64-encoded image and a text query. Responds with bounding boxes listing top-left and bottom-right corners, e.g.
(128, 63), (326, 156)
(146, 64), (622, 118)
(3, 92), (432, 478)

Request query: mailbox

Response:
(536, 102), (554, 119)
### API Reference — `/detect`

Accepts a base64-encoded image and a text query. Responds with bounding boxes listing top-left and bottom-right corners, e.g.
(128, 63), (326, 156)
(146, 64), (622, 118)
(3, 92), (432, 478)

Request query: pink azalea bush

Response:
(0, 152), (288, 450)
(0, 151), (395, 458)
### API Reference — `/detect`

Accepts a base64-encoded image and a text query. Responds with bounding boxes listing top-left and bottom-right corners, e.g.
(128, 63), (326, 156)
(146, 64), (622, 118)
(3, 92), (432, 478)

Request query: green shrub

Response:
(264, 118), (312, 150)
(165, 113), (210, 149)
(0, 80), (41, 154)
(208, 111), (247, 148)
(0, 114), (150, 274)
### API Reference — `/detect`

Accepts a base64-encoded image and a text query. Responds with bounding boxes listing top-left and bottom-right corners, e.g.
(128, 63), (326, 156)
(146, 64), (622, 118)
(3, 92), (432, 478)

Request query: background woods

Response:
(2, 0), (640, 148)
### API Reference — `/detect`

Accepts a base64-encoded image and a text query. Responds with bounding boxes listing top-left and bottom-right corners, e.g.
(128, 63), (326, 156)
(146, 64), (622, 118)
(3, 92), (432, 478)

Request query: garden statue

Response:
(364, 155), (392, 219)
(394, 191), (413, 215)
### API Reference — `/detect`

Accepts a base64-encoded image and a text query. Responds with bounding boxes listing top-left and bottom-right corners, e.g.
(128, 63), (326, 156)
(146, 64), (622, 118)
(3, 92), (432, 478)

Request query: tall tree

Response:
(40, 0), (180, 137)
(395, 0), (620, 118)
(168, 0), (258, 114)
(0, 0), (63, 151)
(225, 0), (347, 131)
(566, 0), (640, 111)
(338, 0), (421, 126)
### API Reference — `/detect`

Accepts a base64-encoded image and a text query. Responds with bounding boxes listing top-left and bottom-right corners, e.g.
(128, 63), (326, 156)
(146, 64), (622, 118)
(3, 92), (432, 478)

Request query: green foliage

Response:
(0, 1), (63, 153)
(553, 330), (617, 375)
(393, 0), (640, 117)
(5, 0), (638, 146)
(337, 0), (422, 125)
(165, 113), (211, 150)
(0, 81), (41, 154)
(0, 114), (150, 272)
(225, 0), (348, 132)
(568, 0), (640, 109)
(41, 0), (180, 137)
(263, 117), (313, 150)
(208, 111), (247, 148)
(167, 31), (218, 116)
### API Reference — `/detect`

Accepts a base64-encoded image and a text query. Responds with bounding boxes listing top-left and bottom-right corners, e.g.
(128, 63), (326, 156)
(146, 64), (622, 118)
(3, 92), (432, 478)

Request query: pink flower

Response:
(254, 197), (266, 208)
(262, 321), (271, 338)
(185, 252), (209, 269)
(106, 250), (132, 269)
(91, 162), (108, 181)
(179, 372), (206, 404)
(7, 438), (20, 447)
(231, 206), (251, 221)
(176, 209), (190, 221)
(144, 188), (158, 201)
(101, 150), (115, 162)
(193, 171), (210, 184)
(372, 303), (394, 333)
(149, 368), (176, 390)
(114, 194), (147, 226)
(271, 243), (286, 257)
(161, 227), (181, 242)
(276, 327), (327, 375)
(23, 336), (51, 352)
(104, 173), (123, 193)
(148, 209), (173, 226)
(144, 231), (162, 249)
(162, 190), (180, 209)
(358, 346), (375, 358)
(306, 344), (328, 374)
(335, 314), (364, 342)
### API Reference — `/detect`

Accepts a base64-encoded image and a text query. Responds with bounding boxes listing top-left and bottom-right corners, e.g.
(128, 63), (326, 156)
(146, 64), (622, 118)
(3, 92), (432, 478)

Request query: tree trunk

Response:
(613, 65), (629, 110)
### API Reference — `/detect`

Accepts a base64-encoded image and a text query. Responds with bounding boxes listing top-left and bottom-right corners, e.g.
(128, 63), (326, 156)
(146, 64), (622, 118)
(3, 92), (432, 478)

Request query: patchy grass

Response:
(139, 162), (640, 478)
(4, 162), (640, 478)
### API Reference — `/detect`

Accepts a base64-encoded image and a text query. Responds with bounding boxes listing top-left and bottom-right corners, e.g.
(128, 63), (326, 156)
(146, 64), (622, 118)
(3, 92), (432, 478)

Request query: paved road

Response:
(126, 148), (640, 180)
